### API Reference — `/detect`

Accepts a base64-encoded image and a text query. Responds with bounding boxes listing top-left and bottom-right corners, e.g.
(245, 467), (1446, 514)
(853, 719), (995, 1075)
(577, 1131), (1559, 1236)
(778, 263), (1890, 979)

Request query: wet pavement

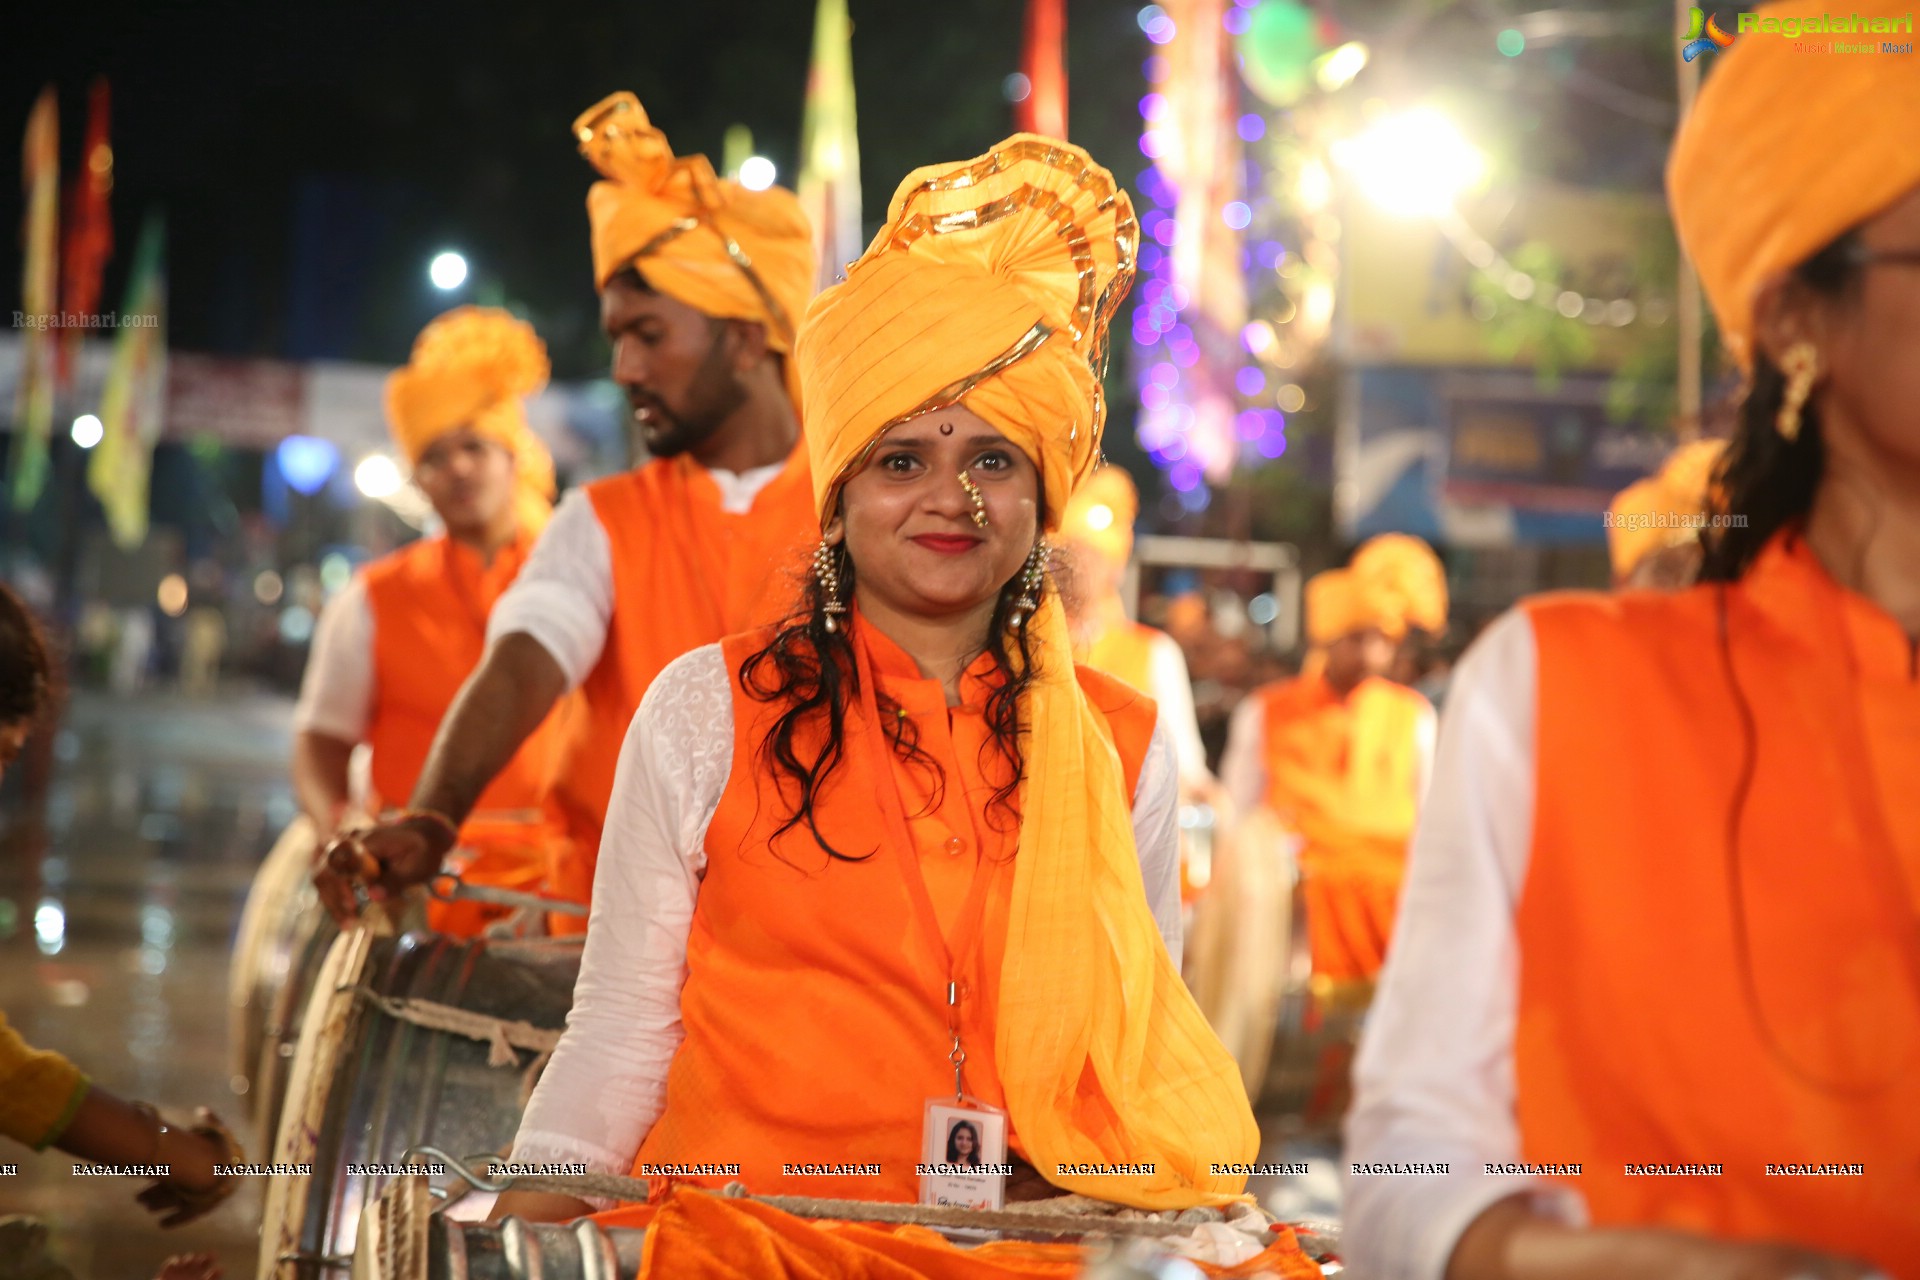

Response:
(2, 688), (291, 1279)
(0, 686), (1340, 1280)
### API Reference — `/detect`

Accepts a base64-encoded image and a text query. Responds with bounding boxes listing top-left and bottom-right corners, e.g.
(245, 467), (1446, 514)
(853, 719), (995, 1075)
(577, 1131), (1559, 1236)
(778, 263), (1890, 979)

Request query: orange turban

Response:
(1606, 438), (1726, 580)
(796, 135), (1135, 530)
(573, 92), (816, 405)
(1668, 0), (1920, 367)
(1060, 464), (1140, 567)
(1349, 533), (1448, 639)
(384, 307), (557, 534)
(795, 136), (1258, 1209)
(1305, 569), (1396, 647)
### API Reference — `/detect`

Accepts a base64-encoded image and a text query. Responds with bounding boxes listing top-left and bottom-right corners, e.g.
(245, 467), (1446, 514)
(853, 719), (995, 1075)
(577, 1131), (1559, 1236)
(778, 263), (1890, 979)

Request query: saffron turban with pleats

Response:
(384, 306), (556, 534)
(574, 91), (815, 407)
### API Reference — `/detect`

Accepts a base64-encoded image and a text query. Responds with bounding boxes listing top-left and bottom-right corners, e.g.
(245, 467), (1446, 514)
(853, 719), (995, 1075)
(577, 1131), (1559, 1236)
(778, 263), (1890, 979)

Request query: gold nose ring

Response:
(957, 471), (989, 528)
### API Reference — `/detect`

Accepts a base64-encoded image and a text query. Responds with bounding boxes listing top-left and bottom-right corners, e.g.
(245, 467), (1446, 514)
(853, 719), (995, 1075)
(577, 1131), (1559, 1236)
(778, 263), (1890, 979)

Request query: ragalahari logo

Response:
(1682, 7), (1737, 60)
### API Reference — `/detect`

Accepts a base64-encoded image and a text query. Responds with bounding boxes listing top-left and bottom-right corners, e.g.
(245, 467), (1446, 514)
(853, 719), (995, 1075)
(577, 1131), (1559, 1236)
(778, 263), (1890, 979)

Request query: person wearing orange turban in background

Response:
(1218, 540), (1441, 986)
(1605, 438), (1727, 589)
(1057, 464), (1218, 898)
(1345, 5), (1920, 1276)
(485, 135), (1316, 1279)
(314, 94), (819, 934)
(291, 307), (575, 935)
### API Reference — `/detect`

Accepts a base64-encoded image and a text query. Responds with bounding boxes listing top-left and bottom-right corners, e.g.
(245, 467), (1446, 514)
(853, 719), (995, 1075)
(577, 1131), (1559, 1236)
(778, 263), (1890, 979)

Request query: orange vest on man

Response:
(542, 453), (816, 914)
(1259, 671), (1429, 982)
(363, 534), (572, 934)
(627, 624), (1158, 1203)
(1515, 532), (1920, 1264)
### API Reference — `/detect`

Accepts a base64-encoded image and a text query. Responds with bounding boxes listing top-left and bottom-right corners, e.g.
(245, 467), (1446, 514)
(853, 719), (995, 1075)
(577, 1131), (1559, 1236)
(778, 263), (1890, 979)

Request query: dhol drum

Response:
(1184, 808), (1366, 1135)
(351, 1175), (1344, 1280)
(229, 814), (422, 1149)
(260, 927), (581, 1280)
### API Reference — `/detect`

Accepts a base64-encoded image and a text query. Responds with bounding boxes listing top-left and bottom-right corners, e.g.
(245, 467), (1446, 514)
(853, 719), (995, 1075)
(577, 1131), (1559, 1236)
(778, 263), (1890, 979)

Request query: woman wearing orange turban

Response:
(293, 306), (573, 935)
(1606, 439), (1727, 588)
(489, 136), (1317, 1276)
(1346, 5), (1920, 1276)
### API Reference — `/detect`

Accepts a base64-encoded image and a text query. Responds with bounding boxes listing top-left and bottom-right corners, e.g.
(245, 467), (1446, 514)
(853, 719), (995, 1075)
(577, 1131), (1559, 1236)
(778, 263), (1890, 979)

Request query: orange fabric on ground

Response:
(541, 449), (816, 932)
(362, 531), (573, 936)
(630, 618), (1155, 1204)
(1258, 672), (1429, 982)
(1518, 531), (1920, 1274)
(592, 1190), (1320, 1279)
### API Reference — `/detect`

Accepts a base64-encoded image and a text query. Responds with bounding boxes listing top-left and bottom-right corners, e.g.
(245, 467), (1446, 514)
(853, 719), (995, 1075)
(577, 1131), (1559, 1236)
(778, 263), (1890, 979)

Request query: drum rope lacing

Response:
(342, 984), (562, 1069)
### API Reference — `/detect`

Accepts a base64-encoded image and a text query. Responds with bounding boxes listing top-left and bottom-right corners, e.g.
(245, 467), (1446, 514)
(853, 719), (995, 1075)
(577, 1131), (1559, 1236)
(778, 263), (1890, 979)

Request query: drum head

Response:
(259, 926), (376, 1280)
(229, 816), (319, 1099)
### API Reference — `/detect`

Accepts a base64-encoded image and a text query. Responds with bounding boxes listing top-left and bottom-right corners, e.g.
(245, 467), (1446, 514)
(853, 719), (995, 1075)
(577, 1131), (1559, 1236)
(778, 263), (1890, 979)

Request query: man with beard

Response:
(316, 93), (817, 932)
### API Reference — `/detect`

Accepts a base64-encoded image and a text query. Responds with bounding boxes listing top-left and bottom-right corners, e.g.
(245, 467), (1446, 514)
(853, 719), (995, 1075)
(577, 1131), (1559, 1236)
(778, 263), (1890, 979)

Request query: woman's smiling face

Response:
(831, 405), (1040, 624)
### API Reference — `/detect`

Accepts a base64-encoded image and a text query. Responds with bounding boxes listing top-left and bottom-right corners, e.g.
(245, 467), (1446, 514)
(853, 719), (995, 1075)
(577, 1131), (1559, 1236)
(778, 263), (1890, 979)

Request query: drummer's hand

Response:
(313, 819), (451, 926)
(135, 1110), (238, 1228)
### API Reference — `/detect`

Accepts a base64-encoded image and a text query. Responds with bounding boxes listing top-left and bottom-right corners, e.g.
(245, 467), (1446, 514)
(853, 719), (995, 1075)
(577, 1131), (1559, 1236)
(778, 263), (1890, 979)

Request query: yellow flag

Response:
(89, 213), (167, 549)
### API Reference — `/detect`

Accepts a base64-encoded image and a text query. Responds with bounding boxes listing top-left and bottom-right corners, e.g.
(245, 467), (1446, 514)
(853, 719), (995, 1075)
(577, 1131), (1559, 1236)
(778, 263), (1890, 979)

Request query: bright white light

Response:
(355, 453), (403, 499)
(1334, 108), (1487, 218)
(71, 414), (104, 449)
(35, 899), (65, 955)
(1085, 504), (1115, 532)
(738, 156), (777, 191)
(1316, 41), (1370, 93)
(429, 251), (469, 291)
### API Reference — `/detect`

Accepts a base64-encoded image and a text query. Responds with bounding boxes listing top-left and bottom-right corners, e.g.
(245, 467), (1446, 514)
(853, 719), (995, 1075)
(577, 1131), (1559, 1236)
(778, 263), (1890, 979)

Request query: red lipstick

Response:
(911, 534), (983, 554)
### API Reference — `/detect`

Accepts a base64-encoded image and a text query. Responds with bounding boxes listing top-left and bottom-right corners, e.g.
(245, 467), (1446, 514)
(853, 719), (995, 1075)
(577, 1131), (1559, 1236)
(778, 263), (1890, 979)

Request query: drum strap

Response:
(343, 985), (562, 1068)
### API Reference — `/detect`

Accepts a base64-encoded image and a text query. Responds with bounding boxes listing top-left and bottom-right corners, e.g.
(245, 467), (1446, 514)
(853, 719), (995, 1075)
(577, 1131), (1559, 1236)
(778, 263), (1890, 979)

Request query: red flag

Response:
(1017, 0), (1067, 139)
(58, 78), (113, 390)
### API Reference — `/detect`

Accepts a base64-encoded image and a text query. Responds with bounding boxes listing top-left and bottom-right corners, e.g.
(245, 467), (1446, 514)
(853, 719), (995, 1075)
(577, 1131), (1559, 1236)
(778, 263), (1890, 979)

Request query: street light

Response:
(737, 156), (777, 192)
(1332, 107), (1486, 218)
(71, 414), (104, 449)
(429, 250), (469, 291)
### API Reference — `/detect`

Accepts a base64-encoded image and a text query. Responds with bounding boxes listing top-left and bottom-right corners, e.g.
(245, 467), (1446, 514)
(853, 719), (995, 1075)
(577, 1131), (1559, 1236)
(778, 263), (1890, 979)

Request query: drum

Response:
(229, 813), (421, 1148)
(260, 928), (581, 1280)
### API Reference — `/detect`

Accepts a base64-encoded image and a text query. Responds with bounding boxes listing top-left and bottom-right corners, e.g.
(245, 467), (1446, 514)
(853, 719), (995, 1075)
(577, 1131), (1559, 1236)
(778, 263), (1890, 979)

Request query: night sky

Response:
(3, 1), (1148, 379)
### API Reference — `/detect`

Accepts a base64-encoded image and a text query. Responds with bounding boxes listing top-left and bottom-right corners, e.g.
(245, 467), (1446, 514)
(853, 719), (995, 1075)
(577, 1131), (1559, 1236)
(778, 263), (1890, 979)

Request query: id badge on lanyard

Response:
(851, 637), (1012, 1212)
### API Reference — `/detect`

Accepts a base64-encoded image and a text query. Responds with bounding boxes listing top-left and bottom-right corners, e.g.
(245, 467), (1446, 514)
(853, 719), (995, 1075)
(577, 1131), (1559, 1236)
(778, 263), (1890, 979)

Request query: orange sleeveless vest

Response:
(1518, 532), (1920, 1270)
(542, 448), (816, 931)
(631, 623), (1158, 1203)
(1259, 672), (1429, 981)
(362, 532), (571, 935)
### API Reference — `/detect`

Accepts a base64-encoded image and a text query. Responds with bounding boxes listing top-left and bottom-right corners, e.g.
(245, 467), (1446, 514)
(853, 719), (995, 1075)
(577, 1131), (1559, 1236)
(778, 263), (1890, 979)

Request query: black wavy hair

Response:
(736, 542), (1047, 863)
(1698, 229), (1865, 581)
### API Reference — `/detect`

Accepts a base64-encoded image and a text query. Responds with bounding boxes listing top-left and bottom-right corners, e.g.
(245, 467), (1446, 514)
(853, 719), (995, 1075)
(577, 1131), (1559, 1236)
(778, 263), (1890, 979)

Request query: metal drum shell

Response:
(229, 816), (325, 1116)
(261, 929), (580, 1280)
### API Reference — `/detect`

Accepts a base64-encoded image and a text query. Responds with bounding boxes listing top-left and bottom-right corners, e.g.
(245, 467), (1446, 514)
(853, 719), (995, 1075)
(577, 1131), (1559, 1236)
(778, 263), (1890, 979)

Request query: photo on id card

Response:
(919, 1098), (1008, 1211)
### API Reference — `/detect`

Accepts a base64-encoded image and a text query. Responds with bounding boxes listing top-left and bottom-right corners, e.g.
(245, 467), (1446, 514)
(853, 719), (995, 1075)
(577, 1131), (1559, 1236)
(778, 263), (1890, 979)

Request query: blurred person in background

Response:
(316, 93), (818, 935)
(1606, 438), (1727, 590)
(2, 582), (242, 1256)
(292, 306), (574, 936)
(1346, 4), (1918, 1274)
